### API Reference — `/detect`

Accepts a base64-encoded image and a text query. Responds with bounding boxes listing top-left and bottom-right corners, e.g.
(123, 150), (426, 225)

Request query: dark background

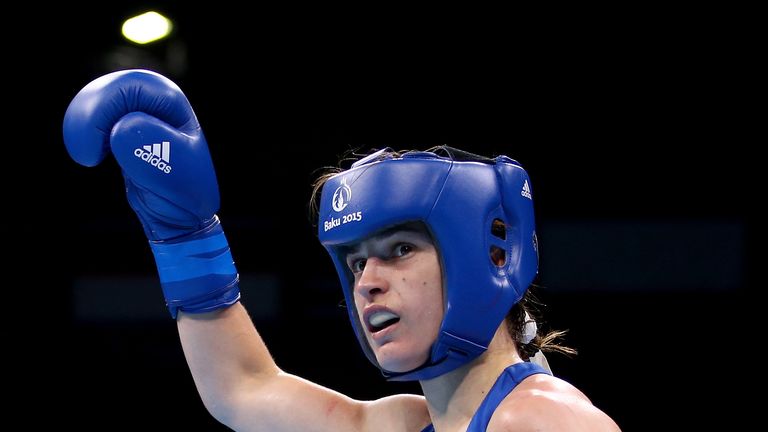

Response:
(9, 4), (755, 430)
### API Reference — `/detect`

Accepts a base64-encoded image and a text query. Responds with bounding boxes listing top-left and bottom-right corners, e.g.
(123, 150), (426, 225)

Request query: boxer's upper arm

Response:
(221, 371), (429, 432)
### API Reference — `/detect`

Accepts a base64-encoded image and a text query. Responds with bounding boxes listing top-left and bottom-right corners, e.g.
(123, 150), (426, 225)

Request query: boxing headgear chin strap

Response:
(318, 147), (538, 381)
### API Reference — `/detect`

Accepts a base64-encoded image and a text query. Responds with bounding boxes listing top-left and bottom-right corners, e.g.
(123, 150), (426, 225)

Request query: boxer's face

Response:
(346, 222), (443, 373)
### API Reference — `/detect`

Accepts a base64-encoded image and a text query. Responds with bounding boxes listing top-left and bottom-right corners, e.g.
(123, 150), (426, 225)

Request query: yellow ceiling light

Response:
(122, 11), (173, 44)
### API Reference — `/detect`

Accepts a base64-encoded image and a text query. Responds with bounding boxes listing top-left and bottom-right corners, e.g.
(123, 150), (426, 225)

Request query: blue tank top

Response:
(419, 362), (550, 432)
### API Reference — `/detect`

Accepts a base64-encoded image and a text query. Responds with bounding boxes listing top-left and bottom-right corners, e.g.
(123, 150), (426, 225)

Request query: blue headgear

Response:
(317, 147), (538, 381)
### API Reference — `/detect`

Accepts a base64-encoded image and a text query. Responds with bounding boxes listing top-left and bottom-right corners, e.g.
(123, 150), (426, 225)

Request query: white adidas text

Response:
(521, 180), (532, 199)
(134, 141), (173, 174)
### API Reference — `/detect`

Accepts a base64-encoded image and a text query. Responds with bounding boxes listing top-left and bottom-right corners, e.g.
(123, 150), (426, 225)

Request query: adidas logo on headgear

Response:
(521, 180), (532, 199)
(133, 141), (173, 174)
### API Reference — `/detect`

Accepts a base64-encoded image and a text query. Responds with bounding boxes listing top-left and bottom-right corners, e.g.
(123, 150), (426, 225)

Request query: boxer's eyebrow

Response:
(342, 223), (425, 256)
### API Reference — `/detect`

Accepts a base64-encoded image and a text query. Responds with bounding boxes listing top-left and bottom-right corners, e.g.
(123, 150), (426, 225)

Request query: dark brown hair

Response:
(505, 284), (576, 360)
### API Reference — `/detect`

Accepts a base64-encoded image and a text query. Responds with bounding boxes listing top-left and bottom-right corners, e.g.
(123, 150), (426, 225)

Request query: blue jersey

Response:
(420, 362), (550, 432)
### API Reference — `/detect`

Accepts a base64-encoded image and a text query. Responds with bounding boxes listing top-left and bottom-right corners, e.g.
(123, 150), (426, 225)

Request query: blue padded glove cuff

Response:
(150, 216), (240, 318)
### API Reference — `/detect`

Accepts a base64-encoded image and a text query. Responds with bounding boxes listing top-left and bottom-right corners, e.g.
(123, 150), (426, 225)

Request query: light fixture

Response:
(122, 11), (173, 44)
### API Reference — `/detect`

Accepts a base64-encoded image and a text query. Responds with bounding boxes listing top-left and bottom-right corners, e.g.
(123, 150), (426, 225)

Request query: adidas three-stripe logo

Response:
(133, 141), (173, 174)
(521, 180), (532, 199)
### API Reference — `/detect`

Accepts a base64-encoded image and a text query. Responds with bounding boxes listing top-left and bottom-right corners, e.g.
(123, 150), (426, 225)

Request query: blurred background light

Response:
(121, 11), (172, 44)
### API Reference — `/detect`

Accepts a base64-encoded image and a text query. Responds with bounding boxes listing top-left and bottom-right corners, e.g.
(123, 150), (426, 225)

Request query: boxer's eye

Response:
(349, 258), (367, 273)
(391, 243), (413, 258)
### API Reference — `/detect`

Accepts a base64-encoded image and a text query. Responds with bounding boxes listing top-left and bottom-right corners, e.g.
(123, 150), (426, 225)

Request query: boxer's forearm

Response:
(177, 303), (280, 419)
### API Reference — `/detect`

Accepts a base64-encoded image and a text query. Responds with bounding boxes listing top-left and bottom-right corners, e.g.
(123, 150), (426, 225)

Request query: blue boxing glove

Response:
(63, 69), (239, 318)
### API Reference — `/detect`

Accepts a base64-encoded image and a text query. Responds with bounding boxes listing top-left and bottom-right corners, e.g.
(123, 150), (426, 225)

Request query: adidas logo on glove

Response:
(134, 141), (173, 174)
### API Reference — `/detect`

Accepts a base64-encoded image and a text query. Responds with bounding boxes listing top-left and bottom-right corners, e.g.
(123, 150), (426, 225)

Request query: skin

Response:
(345, 223), (444, 373)
(176, 224), (622, 431)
